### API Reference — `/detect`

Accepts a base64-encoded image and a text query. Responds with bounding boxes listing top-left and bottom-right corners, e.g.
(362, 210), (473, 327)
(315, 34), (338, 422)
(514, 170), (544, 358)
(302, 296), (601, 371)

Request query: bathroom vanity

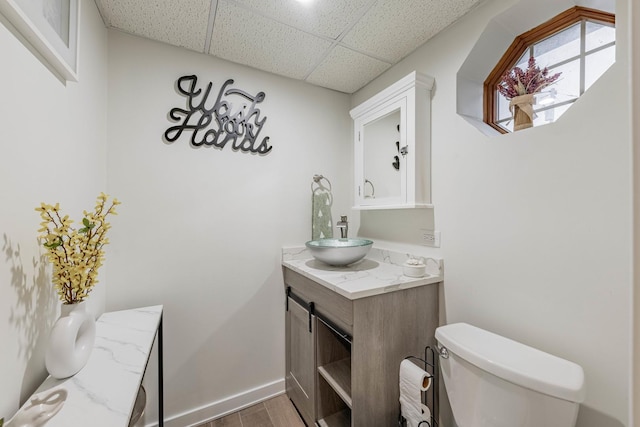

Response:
(282, 248), (442, 427)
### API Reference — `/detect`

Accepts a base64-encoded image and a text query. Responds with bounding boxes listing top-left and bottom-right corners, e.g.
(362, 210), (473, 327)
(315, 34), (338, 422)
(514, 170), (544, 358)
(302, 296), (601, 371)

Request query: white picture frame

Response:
(0, 0), (79, 81)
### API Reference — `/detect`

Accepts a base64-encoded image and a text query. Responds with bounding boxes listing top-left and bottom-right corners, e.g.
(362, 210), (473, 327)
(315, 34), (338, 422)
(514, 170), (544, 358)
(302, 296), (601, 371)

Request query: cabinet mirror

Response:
(351, 71), (434, 210)
(363, 106), (404, 202)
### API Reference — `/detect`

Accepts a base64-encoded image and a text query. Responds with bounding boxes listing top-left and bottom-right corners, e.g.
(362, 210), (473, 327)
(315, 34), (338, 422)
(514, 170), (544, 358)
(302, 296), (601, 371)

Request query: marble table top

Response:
(282, 246), (443, 300)
(10, 305), (163, 427)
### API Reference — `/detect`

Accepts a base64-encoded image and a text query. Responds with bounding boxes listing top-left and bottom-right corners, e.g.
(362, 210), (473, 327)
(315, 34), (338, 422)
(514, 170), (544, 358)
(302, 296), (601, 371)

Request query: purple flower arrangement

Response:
(497, 56), (561, 100)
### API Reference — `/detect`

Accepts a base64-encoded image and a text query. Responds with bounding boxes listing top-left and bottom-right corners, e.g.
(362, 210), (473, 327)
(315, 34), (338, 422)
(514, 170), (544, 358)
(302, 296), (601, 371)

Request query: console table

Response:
(11, 305), (163, 427)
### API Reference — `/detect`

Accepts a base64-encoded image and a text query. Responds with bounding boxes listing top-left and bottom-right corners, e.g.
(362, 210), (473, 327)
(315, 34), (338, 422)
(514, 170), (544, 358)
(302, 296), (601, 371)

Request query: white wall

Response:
(0, 0), (108, 420)
(353, 0), (632, 426)
(105, 30), (352, 426)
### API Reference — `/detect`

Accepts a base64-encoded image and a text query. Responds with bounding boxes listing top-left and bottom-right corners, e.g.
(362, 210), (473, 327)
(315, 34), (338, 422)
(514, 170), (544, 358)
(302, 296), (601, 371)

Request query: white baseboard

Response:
(147, 378), (285, 427)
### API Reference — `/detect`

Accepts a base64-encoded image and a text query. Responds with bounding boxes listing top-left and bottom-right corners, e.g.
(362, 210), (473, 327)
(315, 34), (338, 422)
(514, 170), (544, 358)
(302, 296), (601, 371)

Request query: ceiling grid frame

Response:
(203, 0), (219, 54)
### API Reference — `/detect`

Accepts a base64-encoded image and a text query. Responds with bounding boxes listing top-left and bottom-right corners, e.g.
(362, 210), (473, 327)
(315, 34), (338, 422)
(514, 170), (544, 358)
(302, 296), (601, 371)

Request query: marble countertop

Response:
(9, 305), (163, 427)
(282, 246), (443, 300)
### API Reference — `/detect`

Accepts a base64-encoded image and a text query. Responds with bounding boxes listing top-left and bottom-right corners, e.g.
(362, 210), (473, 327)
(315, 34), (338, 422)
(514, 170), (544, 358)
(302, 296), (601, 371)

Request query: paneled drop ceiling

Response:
(94, 0), (485, 93)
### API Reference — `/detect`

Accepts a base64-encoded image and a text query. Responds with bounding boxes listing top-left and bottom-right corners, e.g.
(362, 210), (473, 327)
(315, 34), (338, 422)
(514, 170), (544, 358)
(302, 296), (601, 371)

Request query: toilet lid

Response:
(435, 322), (586, 403)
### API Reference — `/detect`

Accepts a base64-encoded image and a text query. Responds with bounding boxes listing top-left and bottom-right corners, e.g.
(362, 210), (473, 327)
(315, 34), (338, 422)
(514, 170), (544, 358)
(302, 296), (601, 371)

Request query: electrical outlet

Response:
(421, 229), (441, 247)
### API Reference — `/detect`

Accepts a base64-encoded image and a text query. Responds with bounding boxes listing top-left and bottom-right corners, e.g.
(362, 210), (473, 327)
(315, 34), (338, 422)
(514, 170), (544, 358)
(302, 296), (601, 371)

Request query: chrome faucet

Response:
(337, 216), (348, 239)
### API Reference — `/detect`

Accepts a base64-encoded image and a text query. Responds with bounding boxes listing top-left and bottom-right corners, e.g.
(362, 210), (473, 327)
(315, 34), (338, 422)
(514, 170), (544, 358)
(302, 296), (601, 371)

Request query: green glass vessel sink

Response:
(305, 238), (373, 266)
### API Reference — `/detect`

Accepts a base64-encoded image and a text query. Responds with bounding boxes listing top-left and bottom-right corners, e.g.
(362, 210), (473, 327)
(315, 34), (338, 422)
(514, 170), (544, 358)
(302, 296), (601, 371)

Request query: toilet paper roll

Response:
(399, 398), (432, 427)
(399, 359), (433, 427)
(418, 405), (431, 427)
(400, 359), (433, 391)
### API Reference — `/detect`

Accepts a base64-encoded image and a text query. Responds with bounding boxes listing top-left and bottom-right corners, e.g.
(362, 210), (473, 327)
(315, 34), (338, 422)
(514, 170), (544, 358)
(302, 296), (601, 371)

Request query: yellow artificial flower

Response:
(36, 194), (120, 304)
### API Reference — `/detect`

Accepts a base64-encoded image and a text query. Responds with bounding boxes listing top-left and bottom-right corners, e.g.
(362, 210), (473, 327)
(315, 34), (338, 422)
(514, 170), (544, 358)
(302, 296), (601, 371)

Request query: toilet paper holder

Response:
(399, 346), (439, 427)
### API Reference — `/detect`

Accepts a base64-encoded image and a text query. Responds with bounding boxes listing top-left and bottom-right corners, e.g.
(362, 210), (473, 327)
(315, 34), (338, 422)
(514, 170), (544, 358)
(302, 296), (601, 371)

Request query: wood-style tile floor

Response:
(196, 394), (305, 427)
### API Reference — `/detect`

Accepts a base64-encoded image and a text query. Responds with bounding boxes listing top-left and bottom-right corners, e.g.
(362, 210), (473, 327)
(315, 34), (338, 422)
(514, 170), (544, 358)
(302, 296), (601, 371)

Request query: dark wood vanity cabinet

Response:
(284, 267), (439, 427)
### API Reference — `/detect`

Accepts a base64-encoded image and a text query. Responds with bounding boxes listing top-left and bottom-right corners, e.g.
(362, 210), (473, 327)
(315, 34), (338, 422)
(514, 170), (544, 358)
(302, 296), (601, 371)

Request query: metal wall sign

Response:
(164, 75), (273, 155)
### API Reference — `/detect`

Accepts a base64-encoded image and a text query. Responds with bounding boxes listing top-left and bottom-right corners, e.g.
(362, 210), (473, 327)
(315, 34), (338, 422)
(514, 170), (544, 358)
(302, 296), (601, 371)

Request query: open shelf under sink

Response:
(317, 408), (351, 427)
(318, 358), (351, 408)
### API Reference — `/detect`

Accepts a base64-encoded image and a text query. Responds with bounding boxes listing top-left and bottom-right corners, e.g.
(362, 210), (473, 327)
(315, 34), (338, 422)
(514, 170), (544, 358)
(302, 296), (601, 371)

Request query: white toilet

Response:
(435, 323), (586, 427)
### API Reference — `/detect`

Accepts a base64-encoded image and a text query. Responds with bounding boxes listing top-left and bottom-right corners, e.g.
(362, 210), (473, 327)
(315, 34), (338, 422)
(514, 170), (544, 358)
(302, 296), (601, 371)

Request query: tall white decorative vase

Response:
(45, 301), (96, 379)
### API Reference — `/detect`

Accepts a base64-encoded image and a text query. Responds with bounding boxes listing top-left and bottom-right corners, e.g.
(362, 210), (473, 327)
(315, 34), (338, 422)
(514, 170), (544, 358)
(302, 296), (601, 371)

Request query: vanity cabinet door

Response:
(286, 296), (316, 426)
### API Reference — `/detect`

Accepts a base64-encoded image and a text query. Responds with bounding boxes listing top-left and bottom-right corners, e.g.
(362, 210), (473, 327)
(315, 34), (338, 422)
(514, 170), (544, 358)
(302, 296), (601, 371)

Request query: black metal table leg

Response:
(158, 314), (164, 427)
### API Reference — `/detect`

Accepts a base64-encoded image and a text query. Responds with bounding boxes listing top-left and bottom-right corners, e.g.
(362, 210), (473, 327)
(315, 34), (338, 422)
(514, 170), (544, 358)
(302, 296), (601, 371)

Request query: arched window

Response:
(484, 7), (615, 133)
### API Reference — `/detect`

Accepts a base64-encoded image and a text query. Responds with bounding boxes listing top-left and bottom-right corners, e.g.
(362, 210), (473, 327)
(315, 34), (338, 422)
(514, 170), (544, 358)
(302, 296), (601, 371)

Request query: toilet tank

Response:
(435, 323), (586, 427)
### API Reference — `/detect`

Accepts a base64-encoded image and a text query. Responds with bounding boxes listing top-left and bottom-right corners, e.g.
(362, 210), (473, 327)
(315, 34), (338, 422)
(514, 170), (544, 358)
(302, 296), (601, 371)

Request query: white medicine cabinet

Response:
(350, 71), (434, 210)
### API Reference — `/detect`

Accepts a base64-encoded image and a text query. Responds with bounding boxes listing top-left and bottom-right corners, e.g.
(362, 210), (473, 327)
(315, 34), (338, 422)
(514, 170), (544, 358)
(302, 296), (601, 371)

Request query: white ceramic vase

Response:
(45, 301), (96, 379)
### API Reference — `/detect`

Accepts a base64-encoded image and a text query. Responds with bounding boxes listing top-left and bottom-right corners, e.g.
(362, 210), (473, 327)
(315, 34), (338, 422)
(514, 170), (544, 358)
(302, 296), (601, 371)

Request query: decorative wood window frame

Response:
(483, 6), (615, 134)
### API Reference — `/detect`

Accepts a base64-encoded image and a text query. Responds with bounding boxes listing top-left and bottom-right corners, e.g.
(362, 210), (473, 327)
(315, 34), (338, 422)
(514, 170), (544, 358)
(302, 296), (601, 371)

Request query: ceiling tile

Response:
(230, 0), (374, 39)
(97, 0), (210, 52)
(341, 0), (483, 63)
(97, 0), (483, 94)
(306, 45), (391, 93)
(209, 1), (333, 80)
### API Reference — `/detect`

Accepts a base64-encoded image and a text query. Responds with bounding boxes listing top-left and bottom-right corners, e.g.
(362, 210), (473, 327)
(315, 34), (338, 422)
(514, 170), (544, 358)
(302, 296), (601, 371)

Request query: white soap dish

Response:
(403, 257), (426, 278)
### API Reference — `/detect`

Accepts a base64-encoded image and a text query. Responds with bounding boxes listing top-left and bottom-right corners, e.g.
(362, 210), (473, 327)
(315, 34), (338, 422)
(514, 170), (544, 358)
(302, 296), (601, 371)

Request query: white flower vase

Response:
(45, 301), (96, 379)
